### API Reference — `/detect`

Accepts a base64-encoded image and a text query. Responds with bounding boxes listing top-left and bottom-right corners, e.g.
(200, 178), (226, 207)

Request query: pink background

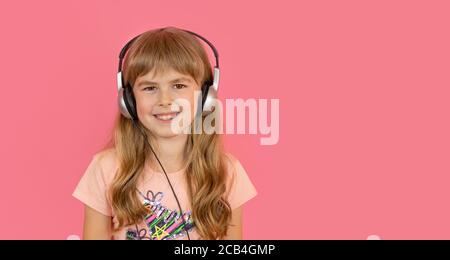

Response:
(1, 0), (449, 239)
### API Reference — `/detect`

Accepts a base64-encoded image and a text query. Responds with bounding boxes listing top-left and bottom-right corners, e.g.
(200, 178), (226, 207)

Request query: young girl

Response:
(73, 27), (257, 240)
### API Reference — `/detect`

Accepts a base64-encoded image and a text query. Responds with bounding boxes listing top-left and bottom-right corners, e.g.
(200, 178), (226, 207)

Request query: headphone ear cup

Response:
(201, 82), (217, 114)
(201, 83), (210, 108)
(123, 86), (137, 120)
(118, 88), (131, 119)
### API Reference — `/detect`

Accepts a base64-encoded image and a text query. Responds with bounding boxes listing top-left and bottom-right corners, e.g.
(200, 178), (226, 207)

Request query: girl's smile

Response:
(153, 111), (181, 123)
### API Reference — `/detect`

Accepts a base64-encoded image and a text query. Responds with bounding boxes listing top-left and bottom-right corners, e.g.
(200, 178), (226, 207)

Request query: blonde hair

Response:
(107, 27), (232, 239)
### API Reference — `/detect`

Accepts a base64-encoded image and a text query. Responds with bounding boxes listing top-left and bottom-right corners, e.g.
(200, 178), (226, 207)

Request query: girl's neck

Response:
(147, 133), (188, 173)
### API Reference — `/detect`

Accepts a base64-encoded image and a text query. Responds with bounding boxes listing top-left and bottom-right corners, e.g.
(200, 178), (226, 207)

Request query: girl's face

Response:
(133, 68), (201, 138)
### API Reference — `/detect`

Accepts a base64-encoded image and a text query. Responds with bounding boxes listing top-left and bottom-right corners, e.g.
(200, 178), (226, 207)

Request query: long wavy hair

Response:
(106, 27), (232, 239)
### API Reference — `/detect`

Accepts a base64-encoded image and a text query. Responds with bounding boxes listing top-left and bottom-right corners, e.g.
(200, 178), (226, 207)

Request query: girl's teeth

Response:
(158, 115), (172, 120)
(155, 113), (178, 120)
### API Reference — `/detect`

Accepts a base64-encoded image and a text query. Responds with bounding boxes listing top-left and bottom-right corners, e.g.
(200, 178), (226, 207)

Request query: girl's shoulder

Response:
(222, 152), (258, 210)
(88, 148), (120, 181)
(93, 147), (118, 164)
(223, 152), (247, 173)
(222, 152), (247, 184)
(223, 152), (240, 172)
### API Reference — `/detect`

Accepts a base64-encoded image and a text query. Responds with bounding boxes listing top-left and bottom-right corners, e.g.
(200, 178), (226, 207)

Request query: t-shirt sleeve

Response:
(225, 154), (258, 210)
(72, 154), (113, 216)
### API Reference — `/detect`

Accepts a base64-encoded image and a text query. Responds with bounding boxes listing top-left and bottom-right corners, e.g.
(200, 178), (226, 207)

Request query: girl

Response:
(73, 27), (257, 240)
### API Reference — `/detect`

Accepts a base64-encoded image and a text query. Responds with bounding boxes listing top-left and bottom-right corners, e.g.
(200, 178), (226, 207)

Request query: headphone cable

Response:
(133, 120), (191, 240)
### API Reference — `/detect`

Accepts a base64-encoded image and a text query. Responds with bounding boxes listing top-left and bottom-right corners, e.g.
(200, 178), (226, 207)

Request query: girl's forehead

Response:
(137, 68), (196, 84)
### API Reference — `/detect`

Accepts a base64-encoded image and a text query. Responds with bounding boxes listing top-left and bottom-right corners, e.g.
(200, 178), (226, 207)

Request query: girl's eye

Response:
(143, 86), (157, 91)
(173, 84), (187, 90)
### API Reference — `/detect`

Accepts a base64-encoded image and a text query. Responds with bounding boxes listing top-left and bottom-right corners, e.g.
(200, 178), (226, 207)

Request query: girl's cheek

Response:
(140, 95), (157, 106)
(138, 100), (156, 115)
(175, 92), (196, 107)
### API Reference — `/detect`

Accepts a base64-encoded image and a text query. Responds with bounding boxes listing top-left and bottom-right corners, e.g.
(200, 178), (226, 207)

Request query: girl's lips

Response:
(153, 112), (180, 122)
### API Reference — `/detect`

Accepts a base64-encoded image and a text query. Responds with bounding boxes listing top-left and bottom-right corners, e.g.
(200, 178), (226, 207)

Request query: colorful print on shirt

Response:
(125, 190), (195, 240)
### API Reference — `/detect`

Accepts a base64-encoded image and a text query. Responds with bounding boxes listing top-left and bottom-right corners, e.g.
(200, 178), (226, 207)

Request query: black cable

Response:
(132, 119), (191, 240)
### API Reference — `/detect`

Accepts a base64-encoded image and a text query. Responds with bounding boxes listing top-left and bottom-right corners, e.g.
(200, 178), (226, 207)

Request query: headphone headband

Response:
(118, 29), (219, 73)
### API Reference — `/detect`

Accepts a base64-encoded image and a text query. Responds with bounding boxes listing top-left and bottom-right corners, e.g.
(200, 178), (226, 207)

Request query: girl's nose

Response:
(157, 89), (173, 107)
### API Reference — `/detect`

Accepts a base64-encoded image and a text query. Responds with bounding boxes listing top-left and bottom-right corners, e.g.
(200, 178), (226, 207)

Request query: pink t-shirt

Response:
(73, 149), (257, 240)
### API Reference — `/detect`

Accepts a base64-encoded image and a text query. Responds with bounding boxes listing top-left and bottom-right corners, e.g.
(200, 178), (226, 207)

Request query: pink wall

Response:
(1, 0), (449, 239)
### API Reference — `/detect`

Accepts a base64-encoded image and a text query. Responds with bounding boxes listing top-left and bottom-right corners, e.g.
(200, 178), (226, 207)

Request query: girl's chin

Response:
(154, 130), (188, 140)
(143, 124), (186, 138)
